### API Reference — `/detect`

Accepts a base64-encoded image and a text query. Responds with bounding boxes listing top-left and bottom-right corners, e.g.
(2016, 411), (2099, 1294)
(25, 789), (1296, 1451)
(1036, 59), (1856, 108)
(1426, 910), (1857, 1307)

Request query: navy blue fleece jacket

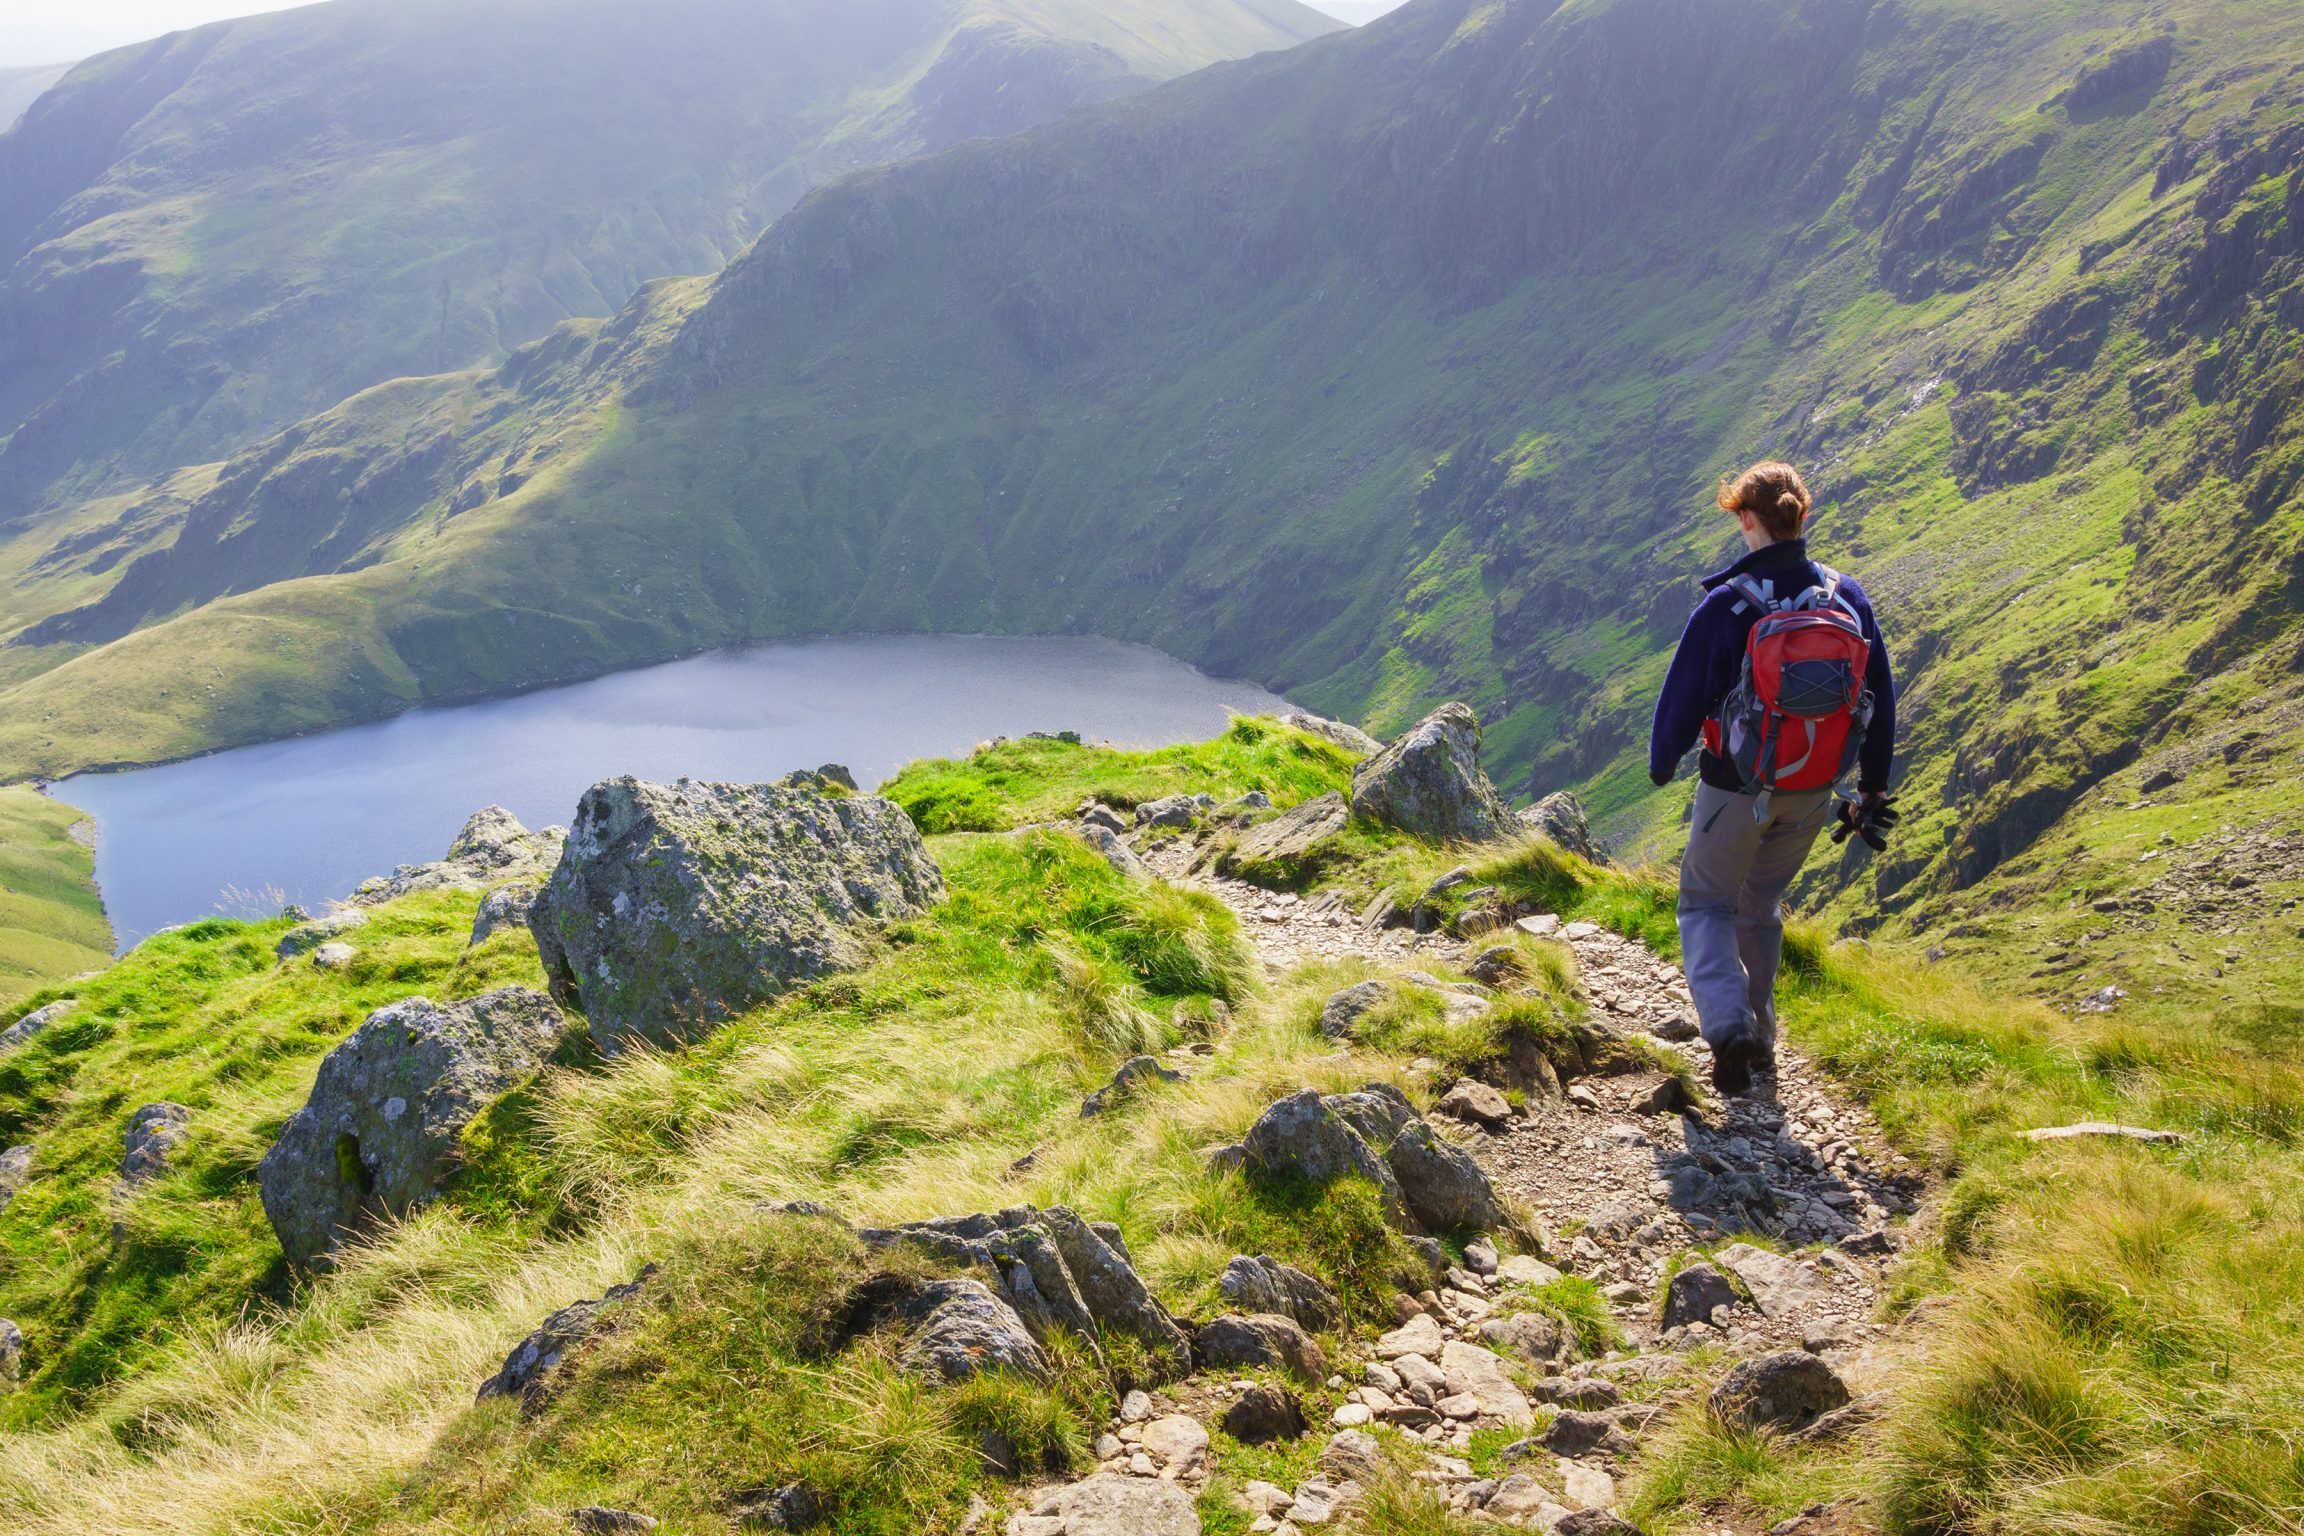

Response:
(1648, 538), (1897, 795)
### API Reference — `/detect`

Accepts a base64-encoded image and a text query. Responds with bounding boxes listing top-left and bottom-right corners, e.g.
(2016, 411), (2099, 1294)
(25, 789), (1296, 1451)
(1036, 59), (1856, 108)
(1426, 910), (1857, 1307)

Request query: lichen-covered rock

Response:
(1708, 1349), (1851, 1431)
(1007, 1472), (1197, 1536)
(1073, 823), (1150, 880)
(1197, 1312), (1327, 1381)
(528, 776), (943, 1055)
(894, 1277), (1053, 1383)
(276, 906), (368, 959)
(1224, 1087), (1406, 1224)
(1134, 793), (1210, 829)
(1520, 791), (1607, 864)
(259, 988), (570, 1270)
(858, 1204), (1190, 1377)
(1220, 1081), (1504, 1235)
(0, 1144), (30, 1212)
(1349, 703), (1511, 843)
(310, 941), (357, 970)
(478, 1264), (657, 1414)
(0, 999), (71, 1054)
(1218, 1254), (1341, 1331)
(471, 883), (539, 945)
(1318, 979), (1392, 1039)
(0, 1317), (20, 1382)
(120, 1102), (191, 1185)
(353, 806), (567, 905)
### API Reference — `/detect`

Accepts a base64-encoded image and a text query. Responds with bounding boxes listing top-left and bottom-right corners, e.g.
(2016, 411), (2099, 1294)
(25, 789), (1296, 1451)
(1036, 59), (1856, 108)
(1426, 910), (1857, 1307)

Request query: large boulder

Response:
(1708, 1349), (1851, 1432)
(1006, 1472), (1197, 1536)
(1663, 1262), (1739, 1329)
(857, 1205), (1190, 1378)
(0, 999), (71, 1054)
(354, 806), (567, 905)
(1520, 792), (1608, 864)
(1217, 1082), (1503, 1236)
(528, 777), (943, 1055)
(1218, 1254), (1341, 1331)
(1348, 704), (1510, 843)
(1318, 979), (1393, 1039)
(259, 988), (570, 1270)
(477, 1264), (657, 1415)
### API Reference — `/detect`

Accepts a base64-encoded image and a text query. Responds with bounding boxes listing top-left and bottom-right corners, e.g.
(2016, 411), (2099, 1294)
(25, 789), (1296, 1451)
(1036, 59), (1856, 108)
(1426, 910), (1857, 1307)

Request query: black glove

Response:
(1650, 766), (1673, 787)
(1831, 791), (1900, 852)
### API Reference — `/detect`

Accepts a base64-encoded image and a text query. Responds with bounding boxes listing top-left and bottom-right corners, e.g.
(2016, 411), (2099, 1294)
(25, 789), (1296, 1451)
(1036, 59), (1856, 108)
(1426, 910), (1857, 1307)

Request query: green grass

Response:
(0, 786), (109, 1011)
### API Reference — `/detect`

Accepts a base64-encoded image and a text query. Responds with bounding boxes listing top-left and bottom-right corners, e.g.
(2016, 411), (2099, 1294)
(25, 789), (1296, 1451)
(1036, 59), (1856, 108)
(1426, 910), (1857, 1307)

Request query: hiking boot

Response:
(1711, 1037), (1763, 1097)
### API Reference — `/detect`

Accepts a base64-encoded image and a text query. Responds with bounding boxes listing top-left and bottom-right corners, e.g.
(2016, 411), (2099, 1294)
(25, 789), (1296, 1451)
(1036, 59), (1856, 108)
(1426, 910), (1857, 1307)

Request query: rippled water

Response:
(56, 634), (1290, 948)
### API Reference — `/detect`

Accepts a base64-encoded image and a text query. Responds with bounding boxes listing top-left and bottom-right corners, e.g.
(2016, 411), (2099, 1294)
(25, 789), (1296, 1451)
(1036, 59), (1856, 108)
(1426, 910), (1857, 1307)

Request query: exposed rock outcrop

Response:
(1520, 790), (1607, 864)
(891, 1277), (1053, 1384)
(259, 988), (570, 1270)
(1349, 704), (1510, 843)
(1006, 1472), (1197, 1536)
(276, 907), (368, 959)
(1218, 1254), (1341, 1331)
(120, 1102), (191, 1185)
(528, 776), (943, 1055)
(1281, 710), (1383, 757)
(478, 1264), (658, 1415)
(1214, 1082), (1503, 1235)
(1224, 791), (1349, 871)
(0, 999), (71, 1053)
(352, 806), (567, 906)
(0, 1144), (30, 1212)
(857, 1205), (1190, 1378)
(0, 1317), (20, 1383)
(1196, 1312), (1326, 1381)
(470, 883), (539, 945)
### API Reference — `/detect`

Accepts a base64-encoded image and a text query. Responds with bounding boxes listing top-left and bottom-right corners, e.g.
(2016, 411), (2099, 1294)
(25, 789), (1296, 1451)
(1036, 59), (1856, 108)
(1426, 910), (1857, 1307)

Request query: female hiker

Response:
(1649, 462), (1898, 1095)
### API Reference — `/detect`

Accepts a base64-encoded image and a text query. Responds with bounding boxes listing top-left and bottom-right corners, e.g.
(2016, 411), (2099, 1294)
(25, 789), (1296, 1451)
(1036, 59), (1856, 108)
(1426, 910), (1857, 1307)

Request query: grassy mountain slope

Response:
(0, 787), (108, 1010)
(6, 0), (2304, 1008)
(0, 0), (1338, 520)
(0, 720), (2298, 1534)
(0, 65), (70, 131)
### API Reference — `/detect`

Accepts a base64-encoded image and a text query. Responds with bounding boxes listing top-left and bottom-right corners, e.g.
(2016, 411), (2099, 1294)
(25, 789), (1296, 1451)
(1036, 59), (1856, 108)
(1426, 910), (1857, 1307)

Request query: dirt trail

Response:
(1014, 831), (1924, 1534)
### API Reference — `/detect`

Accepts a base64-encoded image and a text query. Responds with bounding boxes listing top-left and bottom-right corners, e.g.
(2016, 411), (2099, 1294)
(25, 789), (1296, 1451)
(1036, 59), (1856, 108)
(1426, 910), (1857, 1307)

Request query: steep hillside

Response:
(6, 0), (2304, 1008)
(0, 0), (1338, 519)
(1, 721), (2297, 1535)
(0, 65), (70, 130)
(0, 787), (107, 1010)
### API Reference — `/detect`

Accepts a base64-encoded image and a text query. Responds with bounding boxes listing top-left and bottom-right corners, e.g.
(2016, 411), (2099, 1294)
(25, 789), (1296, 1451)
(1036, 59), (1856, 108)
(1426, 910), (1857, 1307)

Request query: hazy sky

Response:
(1, 1), (309, 66)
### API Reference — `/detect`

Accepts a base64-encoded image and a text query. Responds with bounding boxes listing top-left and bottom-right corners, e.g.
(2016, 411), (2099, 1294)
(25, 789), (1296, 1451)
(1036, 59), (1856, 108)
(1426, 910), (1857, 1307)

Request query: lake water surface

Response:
(57, 635), (1289, 948)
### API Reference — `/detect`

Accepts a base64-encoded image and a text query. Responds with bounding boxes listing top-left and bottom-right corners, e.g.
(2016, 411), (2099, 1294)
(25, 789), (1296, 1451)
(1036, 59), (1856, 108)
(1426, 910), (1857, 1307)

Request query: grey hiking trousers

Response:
(1677, 780), (1836, 1052)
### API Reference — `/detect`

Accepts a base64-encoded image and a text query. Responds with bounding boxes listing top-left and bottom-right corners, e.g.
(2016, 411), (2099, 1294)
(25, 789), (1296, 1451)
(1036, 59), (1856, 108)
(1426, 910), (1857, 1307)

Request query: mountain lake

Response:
(54, 634), (1291, 948)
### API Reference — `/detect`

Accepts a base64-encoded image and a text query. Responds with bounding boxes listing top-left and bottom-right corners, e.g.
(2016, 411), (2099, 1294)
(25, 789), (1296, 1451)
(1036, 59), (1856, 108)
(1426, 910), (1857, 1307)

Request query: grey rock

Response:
(478, 1264), (657, 1414)
(1714, 1243), (1825, 1319)
(276, 906), (369, 959)
(1221, 1381), (1306, 1443)
(1663, 1263), (1739, 1329)
(1078, 801), (1130, 834)
(1232, 1088), (1406, 1221)
(1321, 1427), (1384, 1480)
(528, 776), (942, 1055)
(1217, 790), (1274, 817)
(1330, 1082), (1504, 1233)
(858, 1204), (1189, 1377)
(0, 1317), (20, 1382)
(569, 1508), (658, 1533)
(1464, 1235), (1498, 1274)
(813, 763), (859, 792)
(1437, 1080), (1512, 1130)
(1081, 1054), (1182, 1117)
(1532, 1377), (1621, 1410)
(0, 999), (71, 1053)
(1281, 710), (1383, 757)
(1227, 791), (1349, 869)
(1014, 1473), (1197, 1535)
(1794, 1391), (1885, 1443)
(471, 883), (540, 945)
(1555, 1513), (1643, 1536)
(894, 1277), (1052, 1384)
(1349, 703), (1511, 843)
(731, 1482), (824, 1529)
(1218, 1254), (1341, 1332)
(1477, 1312), (1566, 1365)
(0, 1145), (30, 1212)
(1074, 824), (1150, 880)
(1135, 794), (1204, 830)
(259, 988), (570, 1270)
(1317, 979), (1393, 1039)
(353, 806), (567, 906)
(1708, 1349), (1851, 1432)
(1520, 791), (1608, 864)
(1197, 1312), (1326, 1381)
(120, 1102), (192, 1185)
(310, 941), (357, 970)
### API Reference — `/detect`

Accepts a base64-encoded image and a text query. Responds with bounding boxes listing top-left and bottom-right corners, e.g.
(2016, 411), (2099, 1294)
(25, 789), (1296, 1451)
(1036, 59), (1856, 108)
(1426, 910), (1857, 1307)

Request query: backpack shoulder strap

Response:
(1724, 574), (1773, 615)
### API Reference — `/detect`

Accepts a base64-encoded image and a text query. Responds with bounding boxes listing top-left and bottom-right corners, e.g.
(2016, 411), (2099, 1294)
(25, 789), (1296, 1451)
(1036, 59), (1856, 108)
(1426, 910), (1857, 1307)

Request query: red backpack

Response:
(1701, 566), (1874, 820)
